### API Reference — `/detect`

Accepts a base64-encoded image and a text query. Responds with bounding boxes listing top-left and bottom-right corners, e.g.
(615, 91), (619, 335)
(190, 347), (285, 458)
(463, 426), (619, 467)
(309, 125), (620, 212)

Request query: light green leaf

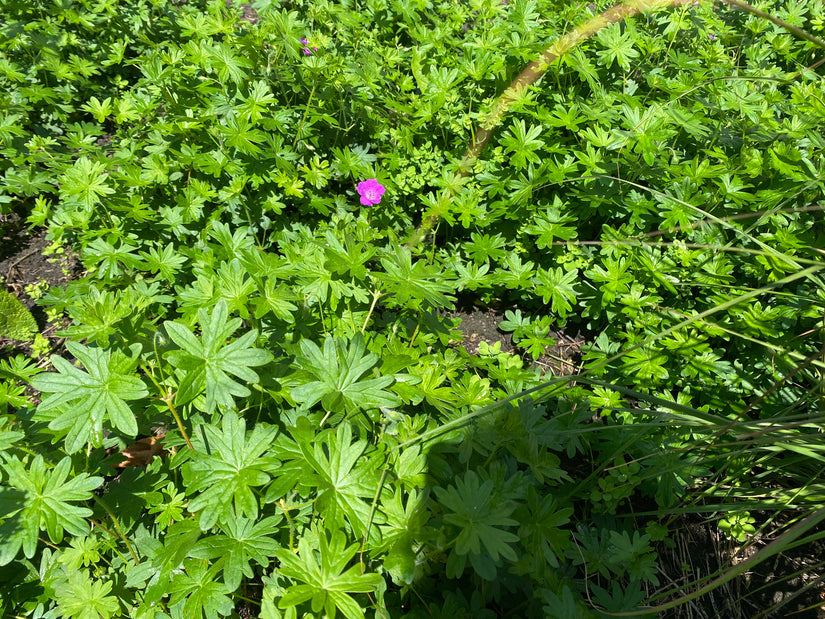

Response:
(0, 455), (102, 565)
(164, 300), (273, 412)
(0, 290), (37, 342)
(186, 410), (279, 530)
(189, 515), (282, 591)
(291, 333), (400, 414)
(276, 529), (383, 619)
(30, 342), (147, 452)
(54, 570), (120, 619)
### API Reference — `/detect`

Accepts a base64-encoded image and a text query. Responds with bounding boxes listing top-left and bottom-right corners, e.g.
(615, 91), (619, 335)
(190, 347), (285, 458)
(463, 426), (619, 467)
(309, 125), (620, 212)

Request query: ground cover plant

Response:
(1, 0), (825, 616)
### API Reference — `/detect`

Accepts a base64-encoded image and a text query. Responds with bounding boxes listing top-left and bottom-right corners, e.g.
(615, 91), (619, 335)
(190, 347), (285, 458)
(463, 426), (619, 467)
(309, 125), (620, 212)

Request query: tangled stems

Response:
(404, 0), (825, 249)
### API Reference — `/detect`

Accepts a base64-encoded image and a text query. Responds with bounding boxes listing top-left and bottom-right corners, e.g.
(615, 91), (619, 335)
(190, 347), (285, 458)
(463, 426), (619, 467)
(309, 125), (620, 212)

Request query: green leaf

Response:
(54, 569), (120, 619)
(276, 529), (383, 619)
(515, 485), (573, 571)
(0, 290), (37, 342)
(435, 471), (519, 579)
(164, 300), (273, 412)
(189, 515), (282, 591)
(186, 410), (279, 530)
(80, 96), (113, 123)
(378, 488), (428, 585)
(293, 420), (382, 538)
(30, 342), (147, 452)
(533, 267), (578, 320)
(0, 455), (102, 565)
(291, 333), (400, 414)
(376, 245), (455, 310)
(523, 205), (577, 249)
(58, 157), (114, 210)
(169, 559), (234, 619)
(596, 22), (640, 70)
(621, 347), (669, 383)
(499, 118), (545, 169)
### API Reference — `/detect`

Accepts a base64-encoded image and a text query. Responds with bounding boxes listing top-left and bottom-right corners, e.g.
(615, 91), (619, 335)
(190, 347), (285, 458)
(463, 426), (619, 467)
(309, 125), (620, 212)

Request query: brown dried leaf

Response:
(115, 435), (167, 468)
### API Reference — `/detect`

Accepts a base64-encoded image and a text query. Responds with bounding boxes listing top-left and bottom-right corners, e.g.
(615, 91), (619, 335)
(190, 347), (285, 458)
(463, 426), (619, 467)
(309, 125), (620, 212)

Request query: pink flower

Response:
(357, 179), (385, 206)
(300, 38), (319, 55)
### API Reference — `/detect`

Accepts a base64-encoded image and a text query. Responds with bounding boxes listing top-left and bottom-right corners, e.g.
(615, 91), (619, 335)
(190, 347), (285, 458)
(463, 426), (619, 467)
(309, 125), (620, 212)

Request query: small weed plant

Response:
(1, 0), (825, 616)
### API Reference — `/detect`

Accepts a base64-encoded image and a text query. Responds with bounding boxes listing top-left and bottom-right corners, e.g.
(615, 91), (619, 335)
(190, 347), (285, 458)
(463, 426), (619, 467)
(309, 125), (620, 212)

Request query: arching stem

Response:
(404, 0), (825, 248)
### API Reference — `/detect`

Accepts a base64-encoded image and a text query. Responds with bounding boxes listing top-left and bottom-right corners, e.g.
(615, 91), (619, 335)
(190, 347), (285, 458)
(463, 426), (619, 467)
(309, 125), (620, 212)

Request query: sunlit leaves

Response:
(533, 267), (578, 320)
(31, 341), (147, 452)
(185, 410), (279, 530)
(499, 118), (545, 168)
(0, 455), (102, 565)
(523, 205), (578, 249)
(169, 559), (234, 619)
(291, 334), (400, 414)
(292, 420), (382, 537)
(58, 157), (114, 210)
(189, 515), (282, 591)
(276, 529), (383, 619)
(595, 22), (640, 70)
(53, 570), (120, 619)
(164, 300), (272, 412)
(376, 245), (455, 310)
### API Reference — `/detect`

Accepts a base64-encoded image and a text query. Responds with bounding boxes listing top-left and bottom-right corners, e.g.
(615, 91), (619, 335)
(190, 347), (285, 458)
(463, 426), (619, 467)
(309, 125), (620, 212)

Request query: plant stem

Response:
(292, 82), (316, 152)
(361, 289), (382, 334)
(94, 495), (141, 564)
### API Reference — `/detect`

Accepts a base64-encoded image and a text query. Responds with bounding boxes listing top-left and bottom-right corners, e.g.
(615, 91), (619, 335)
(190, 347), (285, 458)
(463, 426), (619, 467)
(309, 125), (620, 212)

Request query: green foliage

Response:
(30, 341), (148, 452)
(0, 290), (37, 342)
(1, 0), (824, 616)
(275, 529), (383, 619)
(164, 300), (272, 413)
(291, 334), (400, 416)
(0, 456), (102, 565)
(185, 410), (279, 530)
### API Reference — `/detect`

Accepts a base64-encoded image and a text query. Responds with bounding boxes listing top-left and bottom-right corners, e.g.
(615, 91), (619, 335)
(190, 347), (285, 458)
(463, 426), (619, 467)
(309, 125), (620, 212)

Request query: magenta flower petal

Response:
(357, 179), (385, 206)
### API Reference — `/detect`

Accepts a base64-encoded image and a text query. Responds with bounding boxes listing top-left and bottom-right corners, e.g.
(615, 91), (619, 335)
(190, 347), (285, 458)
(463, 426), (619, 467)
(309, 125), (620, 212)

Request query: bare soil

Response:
(450, 306), (585, 376)
(0, 216), (79, 358)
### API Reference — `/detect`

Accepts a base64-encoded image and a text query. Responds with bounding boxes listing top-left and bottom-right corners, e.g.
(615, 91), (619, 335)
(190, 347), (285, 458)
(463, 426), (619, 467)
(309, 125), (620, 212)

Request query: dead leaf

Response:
(115, 435), (167, 468)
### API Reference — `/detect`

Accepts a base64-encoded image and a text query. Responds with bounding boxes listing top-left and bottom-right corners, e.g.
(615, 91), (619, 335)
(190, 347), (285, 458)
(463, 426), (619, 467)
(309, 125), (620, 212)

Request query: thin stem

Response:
(292, 82), (316, 151)
(361, 289), (382, 334)
(142, 363), (194, 450)
(93, 495), (141, 564)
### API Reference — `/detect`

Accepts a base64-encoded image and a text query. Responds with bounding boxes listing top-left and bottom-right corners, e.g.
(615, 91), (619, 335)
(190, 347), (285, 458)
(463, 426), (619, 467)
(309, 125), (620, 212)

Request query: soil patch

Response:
(0, 222), (80, 358)
(450, 306), (584, 376)
(658, 513), (825, 618)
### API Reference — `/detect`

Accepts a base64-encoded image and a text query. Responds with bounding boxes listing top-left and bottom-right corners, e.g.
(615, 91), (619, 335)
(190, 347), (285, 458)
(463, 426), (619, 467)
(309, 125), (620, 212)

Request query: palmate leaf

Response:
(54, 570), (120, 619)
(30, 341), (148, 453)
(276, 529), (383, 619)
(292, 418), (381, 538)
(533, 266), (579, 320)
(164, 300), (273, 413)
(0, 455), (102, 565)
(186, 410), (279, 530)
(375, 245), (455, 310)
(169, 559), (234, 619)
(58, 157), (114, 210)
(291, 333), (400, 414)
(189, 515), (282, 591)
(0, 290), (38, 342)
(435, 471), (519, 580)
